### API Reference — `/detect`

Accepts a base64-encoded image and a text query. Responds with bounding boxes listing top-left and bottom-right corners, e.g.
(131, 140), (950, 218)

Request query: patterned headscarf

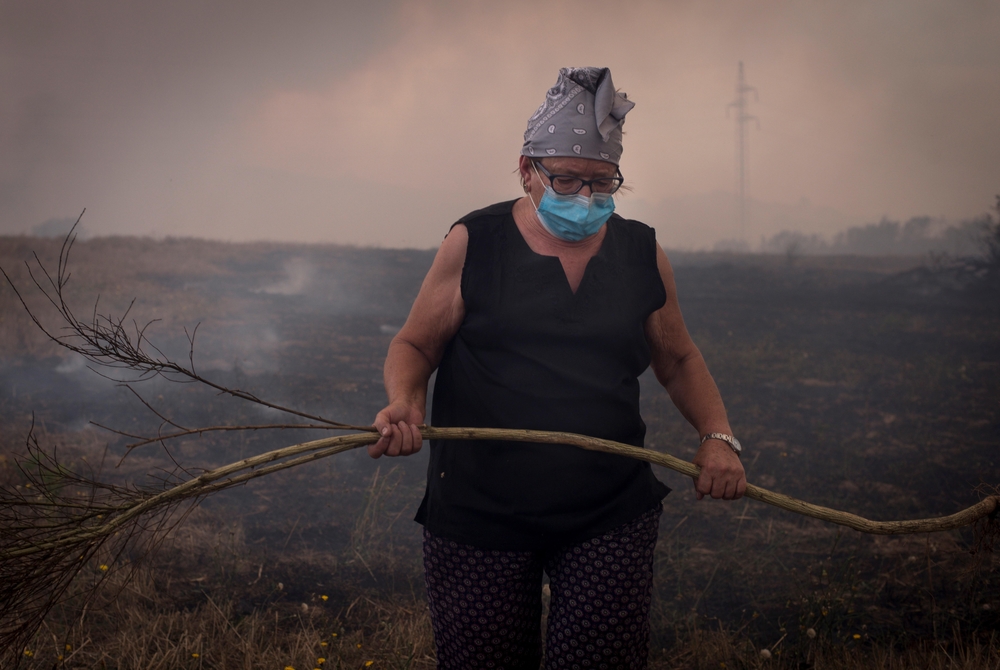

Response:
(521, 67), (635, 165)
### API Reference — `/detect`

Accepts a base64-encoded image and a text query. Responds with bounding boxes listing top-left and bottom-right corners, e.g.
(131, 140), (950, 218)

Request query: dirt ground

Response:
(1, 235), (998, 668)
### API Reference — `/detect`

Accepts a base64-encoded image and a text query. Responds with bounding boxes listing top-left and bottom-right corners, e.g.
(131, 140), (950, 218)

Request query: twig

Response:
(281, 515), (302, 552)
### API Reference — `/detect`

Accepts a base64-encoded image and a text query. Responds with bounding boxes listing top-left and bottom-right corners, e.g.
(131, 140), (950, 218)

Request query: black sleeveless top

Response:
(415, 200), (671, 550)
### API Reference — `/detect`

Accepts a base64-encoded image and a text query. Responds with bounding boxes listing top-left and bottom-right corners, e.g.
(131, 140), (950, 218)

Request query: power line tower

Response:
(727, 61), (758, 243)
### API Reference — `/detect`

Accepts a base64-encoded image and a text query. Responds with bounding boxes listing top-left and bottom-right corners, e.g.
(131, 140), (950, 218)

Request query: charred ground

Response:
(1, 236), (997, 668)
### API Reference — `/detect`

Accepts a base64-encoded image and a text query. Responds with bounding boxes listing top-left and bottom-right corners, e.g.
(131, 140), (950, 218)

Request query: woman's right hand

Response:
(368, 224), (467, 460)
(370, 401), (424, 459)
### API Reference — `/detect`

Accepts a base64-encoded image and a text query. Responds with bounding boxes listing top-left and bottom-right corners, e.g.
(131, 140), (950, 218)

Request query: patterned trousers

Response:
(423, 504), (662, 670)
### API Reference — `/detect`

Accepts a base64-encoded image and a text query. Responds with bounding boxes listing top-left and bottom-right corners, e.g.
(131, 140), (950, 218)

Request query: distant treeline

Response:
(761, 213), (996, 257)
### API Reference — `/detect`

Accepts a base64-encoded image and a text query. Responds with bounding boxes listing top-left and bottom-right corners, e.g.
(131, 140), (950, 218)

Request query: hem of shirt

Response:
(413, 486), (670, 552)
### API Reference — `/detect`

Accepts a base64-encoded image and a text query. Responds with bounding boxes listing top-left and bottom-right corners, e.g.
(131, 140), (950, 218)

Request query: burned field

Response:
(1, 236), (998, 668)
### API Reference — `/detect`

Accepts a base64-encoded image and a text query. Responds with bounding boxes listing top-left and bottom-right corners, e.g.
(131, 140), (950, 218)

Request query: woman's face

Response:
(519, 155), (619, 202)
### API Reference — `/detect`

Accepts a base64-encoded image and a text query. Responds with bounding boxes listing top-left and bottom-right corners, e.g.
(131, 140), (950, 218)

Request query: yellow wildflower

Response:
(317, 658), (325, 665)
(99, 564), (109, 572)
(321, 595), (329, 601)
(356, 643), (362, 649)
(57, 655), (64, 661)
(365, 662), (374, 668)
(192, 653), (200, 658)
(853, 634), (861, 640)
(65, 644), (72, 651)
(24, 649), (34, 657)
(285, 666), (295, 670)
(320, 642), (328, 647)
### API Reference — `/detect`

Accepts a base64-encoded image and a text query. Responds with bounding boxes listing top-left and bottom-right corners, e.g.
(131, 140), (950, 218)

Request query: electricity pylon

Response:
(727, 61), (759, 243)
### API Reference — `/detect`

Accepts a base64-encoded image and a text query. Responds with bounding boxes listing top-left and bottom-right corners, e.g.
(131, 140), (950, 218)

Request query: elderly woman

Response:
(371, 67), (745, 669)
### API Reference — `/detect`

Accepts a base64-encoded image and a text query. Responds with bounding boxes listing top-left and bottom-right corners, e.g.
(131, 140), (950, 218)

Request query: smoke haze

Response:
(2, 1), (998, 249)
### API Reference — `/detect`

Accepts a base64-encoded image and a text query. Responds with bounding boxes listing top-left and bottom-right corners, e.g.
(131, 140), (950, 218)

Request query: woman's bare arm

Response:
(644, 244), (746, 500)
(369, 224), (468, 458)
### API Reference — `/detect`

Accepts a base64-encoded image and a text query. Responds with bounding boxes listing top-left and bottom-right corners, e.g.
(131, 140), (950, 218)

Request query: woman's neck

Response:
(512, 197), (606, 293)
(512, 196), (606, 257)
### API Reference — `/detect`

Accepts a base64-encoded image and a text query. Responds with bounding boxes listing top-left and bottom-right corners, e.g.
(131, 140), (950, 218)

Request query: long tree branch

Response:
(4, 427), (997, 561)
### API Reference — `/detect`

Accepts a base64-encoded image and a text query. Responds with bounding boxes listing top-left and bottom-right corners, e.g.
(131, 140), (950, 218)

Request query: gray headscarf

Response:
(521, 67), (635, 165)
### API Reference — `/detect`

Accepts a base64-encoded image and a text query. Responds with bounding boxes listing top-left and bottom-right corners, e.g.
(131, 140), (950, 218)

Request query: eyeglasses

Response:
(533, 161), (624, 196)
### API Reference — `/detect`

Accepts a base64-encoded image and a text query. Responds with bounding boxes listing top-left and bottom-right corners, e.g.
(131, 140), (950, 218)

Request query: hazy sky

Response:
(3, 1), (998, 249)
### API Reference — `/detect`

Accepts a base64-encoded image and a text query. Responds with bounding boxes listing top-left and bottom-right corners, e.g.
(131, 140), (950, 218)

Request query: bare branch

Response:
(1, 224), (359, 428)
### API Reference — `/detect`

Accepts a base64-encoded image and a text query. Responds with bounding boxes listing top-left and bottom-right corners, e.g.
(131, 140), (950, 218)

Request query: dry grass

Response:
(648, 625), (1000, 669)
(23, 579), (435, 669)
(10, 466), (997, 669)
(17, 492), (436, 669)
(18, 554), (997, 670)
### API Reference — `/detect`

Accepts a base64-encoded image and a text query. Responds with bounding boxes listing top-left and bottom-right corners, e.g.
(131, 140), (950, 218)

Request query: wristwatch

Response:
(700, 432), (742, 457)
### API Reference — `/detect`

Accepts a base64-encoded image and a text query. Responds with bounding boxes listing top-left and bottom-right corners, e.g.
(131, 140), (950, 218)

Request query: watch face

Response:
(730, 437), (742, 453)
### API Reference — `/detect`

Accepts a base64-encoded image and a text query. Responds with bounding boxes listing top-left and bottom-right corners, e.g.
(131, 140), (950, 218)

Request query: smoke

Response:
(2, 1), (998, 248)
(195, 325), (283, 375)
(54, 353), (88, 375)
(254, 258), (314, 296)
(31, 217), (89, 239)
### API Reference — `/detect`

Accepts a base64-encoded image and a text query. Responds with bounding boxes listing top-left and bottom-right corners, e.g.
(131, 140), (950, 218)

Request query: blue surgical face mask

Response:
(528, 164), (616, 241)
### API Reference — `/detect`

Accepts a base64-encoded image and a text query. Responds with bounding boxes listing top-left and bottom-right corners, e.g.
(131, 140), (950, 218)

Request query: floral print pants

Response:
(423, 504), (662, 669)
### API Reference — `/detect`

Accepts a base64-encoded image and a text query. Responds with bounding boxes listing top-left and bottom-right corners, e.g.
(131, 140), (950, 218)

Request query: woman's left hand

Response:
(691, 439), (746, 500)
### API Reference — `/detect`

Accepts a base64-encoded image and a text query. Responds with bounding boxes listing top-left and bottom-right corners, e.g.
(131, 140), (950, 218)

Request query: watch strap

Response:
(700, 432), (742, 456)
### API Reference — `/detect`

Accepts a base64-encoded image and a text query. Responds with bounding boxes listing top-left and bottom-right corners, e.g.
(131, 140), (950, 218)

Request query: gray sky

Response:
(2, 0), (998, 249)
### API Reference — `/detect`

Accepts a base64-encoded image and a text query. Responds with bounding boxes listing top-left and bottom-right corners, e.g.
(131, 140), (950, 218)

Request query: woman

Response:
(371, 67), (745, 669)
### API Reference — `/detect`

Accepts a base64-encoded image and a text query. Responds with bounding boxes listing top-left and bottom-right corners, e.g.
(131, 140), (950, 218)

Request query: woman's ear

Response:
(518, 155), (535, 194)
